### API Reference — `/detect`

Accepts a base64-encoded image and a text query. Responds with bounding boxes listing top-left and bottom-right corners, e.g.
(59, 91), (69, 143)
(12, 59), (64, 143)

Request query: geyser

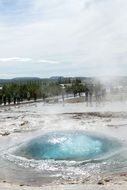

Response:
(14, 131), (122, 161)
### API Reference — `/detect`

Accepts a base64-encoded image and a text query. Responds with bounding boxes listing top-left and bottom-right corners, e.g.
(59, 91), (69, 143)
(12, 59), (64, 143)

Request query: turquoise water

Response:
(15, 131), (122, 161)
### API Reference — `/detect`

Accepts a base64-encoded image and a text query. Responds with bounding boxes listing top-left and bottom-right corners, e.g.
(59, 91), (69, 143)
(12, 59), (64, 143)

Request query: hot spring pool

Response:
(0, 130), (126, 186)
(14, 131), (122, 161)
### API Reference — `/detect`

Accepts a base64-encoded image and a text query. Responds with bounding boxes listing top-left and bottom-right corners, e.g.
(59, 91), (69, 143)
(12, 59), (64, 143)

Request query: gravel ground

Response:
(0, 184), (127, 190)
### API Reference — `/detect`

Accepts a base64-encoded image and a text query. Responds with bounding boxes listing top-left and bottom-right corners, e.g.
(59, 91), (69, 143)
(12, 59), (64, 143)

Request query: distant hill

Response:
(12, 77), (41, 81)
(50, 76), (64, 80)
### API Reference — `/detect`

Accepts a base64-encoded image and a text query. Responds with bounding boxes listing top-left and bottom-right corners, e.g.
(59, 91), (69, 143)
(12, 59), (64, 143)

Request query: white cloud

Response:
(0, 57), (60, 65)
(38, 60), (60, 64)
(0, 57), (32, 62)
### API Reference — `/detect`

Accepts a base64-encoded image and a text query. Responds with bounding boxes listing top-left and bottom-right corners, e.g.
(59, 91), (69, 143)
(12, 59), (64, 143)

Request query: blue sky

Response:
(0, 0), (126, 78)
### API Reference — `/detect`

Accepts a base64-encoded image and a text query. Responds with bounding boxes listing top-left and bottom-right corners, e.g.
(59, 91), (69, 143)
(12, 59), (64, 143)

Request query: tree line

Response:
(0, 78), (105, 105)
